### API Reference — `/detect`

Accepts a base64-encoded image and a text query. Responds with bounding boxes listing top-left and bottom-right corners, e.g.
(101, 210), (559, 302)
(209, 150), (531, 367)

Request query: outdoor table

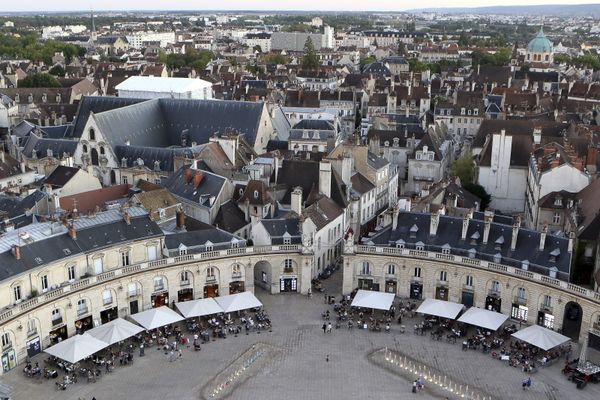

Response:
(577, 361), (600, 376)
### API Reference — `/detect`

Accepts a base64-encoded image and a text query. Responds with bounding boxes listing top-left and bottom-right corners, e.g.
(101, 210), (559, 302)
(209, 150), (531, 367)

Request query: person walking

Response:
(327, 322), (332, 333)
(326, 354), (329, 362)
(322, 323), (327, 333)
(412, 380), (417, 393)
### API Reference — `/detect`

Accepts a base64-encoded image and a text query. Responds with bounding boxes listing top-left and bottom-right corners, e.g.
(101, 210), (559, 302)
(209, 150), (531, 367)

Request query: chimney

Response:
(176, 207), (186, 230)
(568, 231), (575, 253)
(148, 208), (157, 221)
(483, 214), (492, 244)
(0, 151), (5, 163)
(123, 211), (131, 225)
(510, 216), (521, 251)
(244, 199), (250, 222)
(12, 245), (21, 260)
(392, 206), (399, 231)
(319, 161), (332, 198)
(291, 187), (303, 215)
(193, 171), (203, 187)
(533, 127), (541, 145)
(539, 224), (548, 251)
(68, 223), (77, 239)
(429, 209), (440, 237)
(20, 161), (26, 173)
(461, 213), (470, 240)
(184, 168), (193, 184)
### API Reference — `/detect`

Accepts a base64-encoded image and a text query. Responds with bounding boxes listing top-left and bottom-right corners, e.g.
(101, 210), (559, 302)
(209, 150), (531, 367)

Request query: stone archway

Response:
(562, 301), (583, 340)
(253, 261), (272, 292)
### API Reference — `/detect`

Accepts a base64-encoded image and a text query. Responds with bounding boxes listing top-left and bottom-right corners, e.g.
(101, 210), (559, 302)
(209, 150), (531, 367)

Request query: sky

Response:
(1, 0), (599, 13)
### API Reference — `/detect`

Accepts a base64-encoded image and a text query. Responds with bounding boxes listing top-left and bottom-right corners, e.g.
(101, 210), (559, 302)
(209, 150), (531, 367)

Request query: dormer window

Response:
(409, 224), (418, 238)
(549, 248), (560, 263)
(55, 93), (61, 103)
(14, 94), (19, 103)
(253, 190), (259, 199)
(205, 241), (213, 252)
(393, 137), (399, 146)
(495, 236), (504, 250)
(441, 243), (451, 255)
(461, 107), (465, 115)
(384, 141), (389, 147)
(470, 231), (480, 245)
(42, 93), (47, 103)
(396, 239), (405, 249)
(415, 241), (425, 251)
(493, 253), (502, 263)
(554, 197), (562, 206)
(474, 108), (479, 116)
(28, 94), (33, 103)
(121, 157), (127, 167)
(468, 248), (476, 258)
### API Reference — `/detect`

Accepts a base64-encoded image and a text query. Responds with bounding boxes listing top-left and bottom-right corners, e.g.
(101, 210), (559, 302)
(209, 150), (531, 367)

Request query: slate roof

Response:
(70, 96), (146, 138)
(214, 201), (248, 233)
(87, 97), (266, 149)
(370, 212), (572, 281)
(259, 218), (301, 245)
(362, 62), (391, 77)
(22, 133), (78, 159)
(237, 180), (273, 205)
(472, 120), (569, 149)
(350, 172), (375, 194)
(0, 215), (162, 281)
(163, 166), (226, 206)
(164, 228), (245, 255)
(44, 166), (80, 188)
(302, 196), (344, 231)
(292, 119), (335, 131)
(114, 144), (204, 172)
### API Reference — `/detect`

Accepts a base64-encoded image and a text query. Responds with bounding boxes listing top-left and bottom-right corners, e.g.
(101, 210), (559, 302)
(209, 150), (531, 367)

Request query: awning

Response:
(416, 298), (464, 320)
(511, 324), (571, 351)
(175, 297), (223, 318)
(350, 290), (395, 311)
(457, 307), (508, 331)
(129, 306), (184, 330)
(214, 291), (263, 313)
(44, 333), (108, 364)
(87, 318), (145, 346)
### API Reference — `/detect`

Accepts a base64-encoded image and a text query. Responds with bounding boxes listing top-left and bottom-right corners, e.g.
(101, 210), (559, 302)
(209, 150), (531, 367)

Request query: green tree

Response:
(48, 65), (65, 76)
(408, 58), (429, 72)
(359, 55), (376, 70)
(301, 37), (319, 70)
(397, 40), (406, 56)
(20, 73), (61, 88)
(451, 152), (475, 185)
(464, 183), (491, 211)
(458, 32), (471, 47)
(264, 53), (288, 65)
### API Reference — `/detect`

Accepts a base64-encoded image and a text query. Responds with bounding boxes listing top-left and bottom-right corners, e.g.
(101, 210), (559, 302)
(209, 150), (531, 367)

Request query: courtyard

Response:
(3, 272), (600, 400)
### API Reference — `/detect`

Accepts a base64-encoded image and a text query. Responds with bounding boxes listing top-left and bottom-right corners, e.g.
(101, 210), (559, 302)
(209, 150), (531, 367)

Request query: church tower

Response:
(90, 9), (97, 43)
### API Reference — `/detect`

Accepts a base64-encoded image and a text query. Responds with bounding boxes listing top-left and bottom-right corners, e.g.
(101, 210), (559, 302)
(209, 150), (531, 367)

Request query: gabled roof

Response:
(163, 166), (226, 206)
(214, 201), (248, 233)
(302, 196), (344, 231)
(44, 166), (80, 188)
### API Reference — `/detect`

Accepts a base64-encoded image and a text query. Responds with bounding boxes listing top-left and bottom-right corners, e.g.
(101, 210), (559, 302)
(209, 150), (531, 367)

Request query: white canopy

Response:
(457, 307), (509, 331)
(215, 291), (263, 313)
(511, 324), (571, 351)
(416, 298), (464, 320)
(87, 318), (145, 346)
(129, 306), (184, 330)
(176, 298), (223, 318)
(44, 333), (108, 364)
(351, 290), (395, 311)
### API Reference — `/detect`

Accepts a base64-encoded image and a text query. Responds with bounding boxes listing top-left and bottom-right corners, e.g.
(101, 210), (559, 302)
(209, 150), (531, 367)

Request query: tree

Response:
(264, 53), (288, 65)
(48, 65), (65, 76)
(301, 37), (319, 70)
(464, 183), (491, 211)
(20, 73), (61, 88)
(408, 58), (429, 73)
(359, 55), (376, 70)
(397, 40), (406, 56)
(451, 152), (475, 185)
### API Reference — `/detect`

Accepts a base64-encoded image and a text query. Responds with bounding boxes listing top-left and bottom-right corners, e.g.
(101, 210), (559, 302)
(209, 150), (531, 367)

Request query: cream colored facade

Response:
(343, 245), (600, 344)
(0, 243), (311, 374)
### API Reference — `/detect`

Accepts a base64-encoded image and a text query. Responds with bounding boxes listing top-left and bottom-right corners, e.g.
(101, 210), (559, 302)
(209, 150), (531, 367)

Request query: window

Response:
(102, 290), (113, 305)
(147, 245), (157, 261)
(283, 237), (291, 245)
(13, 285), (21, 302)
(51, 309), (62, 325)
(40, 275), (48, 292)
(180, 271), (189, 283)
(154, 277), (165, 291)
(552, 212), (561, 225)
(439, 270), (448, 282)
(232, 264), (241, 276)
(1, 333), (10, 348)
(207, 267), (215, 278)
(93, 257), (103, 274)
(491, 280), (500, 294)
(67, 265), (76, 281)
(122, 176), (128, 185)
(127, 283), (138, 297)
(99, 146), (105, 155)
(414, 267), (422, 278)
(121, 250), (130, 267)
(205, 242), (213, 252)
(284, 259), (294, 273)
(27, 320), (36, 335)
(415, 243), (425, 251)
(360, 261), (370, 275)
(465, 275), (473, 287)
(77, 299), (88, 315)
(441, 245), (451, 255)
(179, 246), (187, 256)
(89, 128), (96, 141)
(543, 295), (552, 308)
(517, 287), (527, 300)
(387, 264), (396, 275)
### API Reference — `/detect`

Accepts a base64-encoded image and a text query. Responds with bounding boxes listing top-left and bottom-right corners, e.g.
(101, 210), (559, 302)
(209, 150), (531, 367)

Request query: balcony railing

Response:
(539, 304), (553, 314)
(231, 272), (243, 279)
(51, 317), (63, 326)
(488, 289), (501, 297)
(77, 307), (89, 316)
(103, 297), (113, 306)
(206, 276), (216, 283)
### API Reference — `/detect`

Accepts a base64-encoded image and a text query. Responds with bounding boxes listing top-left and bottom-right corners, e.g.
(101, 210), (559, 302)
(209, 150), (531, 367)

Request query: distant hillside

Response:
(411, 3), (600, 17)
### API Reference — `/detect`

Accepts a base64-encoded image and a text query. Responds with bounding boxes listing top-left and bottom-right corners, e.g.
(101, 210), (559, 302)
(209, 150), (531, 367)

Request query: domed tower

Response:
(526, 27), (553, 64)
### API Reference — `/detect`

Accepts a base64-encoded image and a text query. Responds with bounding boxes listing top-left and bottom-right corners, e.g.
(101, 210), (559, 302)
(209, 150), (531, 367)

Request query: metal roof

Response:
(115, 76), (212, 93)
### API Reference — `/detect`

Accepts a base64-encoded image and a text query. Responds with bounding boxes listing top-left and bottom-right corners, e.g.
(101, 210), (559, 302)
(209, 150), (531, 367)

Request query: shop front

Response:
(537, 311), (554, 329)
(461, 290), (474, 307)
(74, 315), (93, 334)
(49, 325), (68, 344)
(511, 304), (528, 322)
(1, 349), (16, 373)
(280, 277), (297, 292)
(435, 286), (448, 301)
(410, 282), (423, 300)
(203, 284), (219, 298)
(229, 281), (245, 294)
(26, 336), (41, 358)
(358, 278), (373, 291)
(385, 280), (397, 294)
(100, 307), (119, 324)
(178, 288), (194, 302)
(485, 296), (501, 312)
(151, 291), (169, 308)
